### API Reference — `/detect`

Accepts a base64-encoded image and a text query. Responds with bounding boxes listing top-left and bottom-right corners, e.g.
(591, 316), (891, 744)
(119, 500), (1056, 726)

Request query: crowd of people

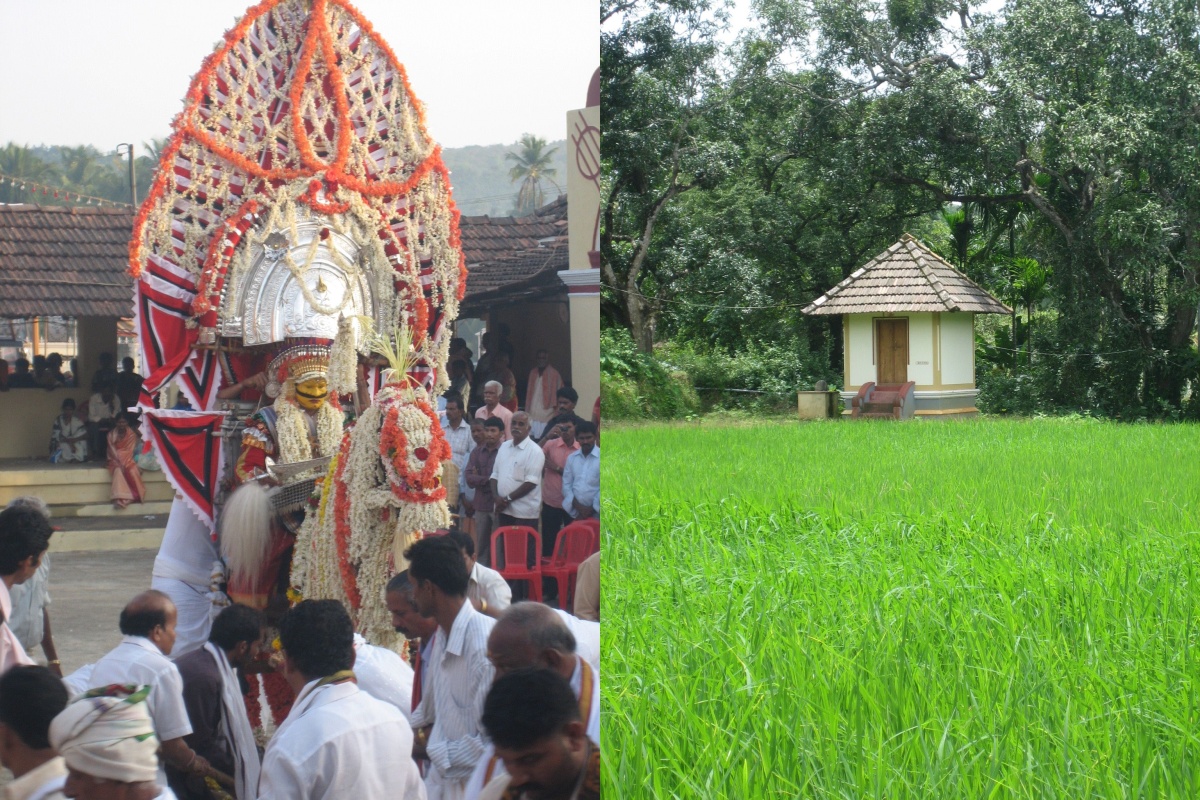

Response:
(0, 485), (600, 799)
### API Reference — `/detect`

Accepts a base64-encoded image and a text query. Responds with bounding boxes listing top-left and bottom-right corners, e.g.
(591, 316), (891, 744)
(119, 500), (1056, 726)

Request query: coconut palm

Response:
(506, 134), (561, 215)
(0, 144), (61, 204)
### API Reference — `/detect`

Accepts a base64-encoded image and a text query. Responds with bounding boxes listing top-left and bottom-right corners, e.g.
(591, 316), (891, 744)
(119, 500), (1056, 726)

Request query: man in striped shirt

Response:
(407, 536), (496, 800)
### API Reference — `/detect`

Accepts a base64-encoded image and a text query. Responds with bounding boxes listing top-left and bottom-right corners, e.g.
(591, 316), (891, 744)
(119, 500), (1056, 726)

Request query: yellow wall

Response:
(939, 312), (975, 385)
(567, 105), (601, 268)
(564, 101), (601, 415)
(906, 313), (935, 385)
(0, 387), (92, 459)
(567, 294), (599, 414)
(845, 312), (976, 390)
(846, 315), (876, 387)
(0, 316), (119, 459)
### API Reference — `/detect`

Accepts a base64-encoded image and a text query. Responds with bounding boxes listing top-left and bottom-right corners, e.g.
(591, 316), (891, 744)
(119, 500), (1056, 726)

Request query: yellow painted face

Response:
(295, 377), (329, 411)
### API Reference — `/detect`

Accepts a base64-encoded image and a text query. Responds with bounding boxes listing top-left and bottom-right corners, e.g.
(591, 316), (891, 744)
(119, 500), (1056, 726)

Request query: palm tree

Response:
(0, 144), (60, 204)
(506, 134), (561, 215)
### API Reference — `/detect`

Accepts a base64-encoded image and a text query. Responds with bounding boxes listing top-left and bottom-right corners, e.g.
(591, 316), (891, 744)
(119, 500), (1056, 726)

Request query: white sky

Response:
(0, 0), (598, 152)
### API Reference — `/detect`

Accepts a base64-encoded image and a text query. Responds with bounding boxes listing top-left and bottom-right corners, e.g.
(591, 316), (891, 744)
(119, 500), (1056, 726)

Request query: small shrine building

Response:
(803, 234), (1011, 418)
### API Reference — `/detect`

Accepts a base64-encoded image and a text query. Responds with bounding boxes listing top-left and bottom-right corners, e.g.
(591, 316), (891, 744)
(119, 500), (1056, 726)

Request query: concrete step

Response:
(858, 411), (897, 420)
(0, 462), (173, 506)
(72, 501), (174, 517)
(50, 513), (169, 553)
(861, 402), (897, 415)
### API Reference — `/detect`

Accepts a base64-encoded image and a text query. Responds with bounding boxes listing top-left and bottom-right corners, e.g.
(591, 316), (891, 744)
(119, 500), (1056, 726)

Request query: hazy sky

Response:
(0, 0), (598, 152)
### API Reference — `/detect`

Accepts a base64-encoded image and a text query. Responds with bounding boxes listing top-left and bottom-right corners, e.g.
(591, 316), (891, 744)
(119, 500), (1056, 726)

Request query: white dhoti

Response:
(152, 498), (222, 657)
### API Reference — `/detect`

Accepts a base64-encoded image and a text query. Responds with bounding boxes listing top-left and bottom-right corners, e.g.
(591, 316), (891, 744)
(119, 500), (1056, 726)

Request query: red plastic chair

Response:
(578, 516), (600, 546)
(540, 522), (597, 609)
(491, 526), (542, 602)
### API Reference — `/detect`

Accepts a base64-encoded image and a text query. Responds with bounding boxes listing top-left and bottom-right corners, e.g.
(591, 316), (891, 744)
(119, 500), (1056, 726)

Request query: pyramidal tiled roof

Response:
(802, 234), (1012, 316)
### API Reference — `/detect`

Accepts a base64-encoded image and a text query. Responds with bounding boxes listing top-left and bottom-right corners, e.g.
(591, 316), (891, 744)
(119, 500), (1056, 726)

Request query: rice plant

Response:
(601, 418), (1200, 798)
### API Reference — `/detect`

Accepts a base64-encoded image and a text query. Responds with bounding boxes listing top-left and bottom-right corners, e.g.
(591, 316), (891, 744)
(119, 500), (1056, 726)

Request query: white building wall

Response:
(906, 313), (934, 386)
(846, 313), (937, 387)
(846, 315), (876, 387)
(940, 312), (975, 385)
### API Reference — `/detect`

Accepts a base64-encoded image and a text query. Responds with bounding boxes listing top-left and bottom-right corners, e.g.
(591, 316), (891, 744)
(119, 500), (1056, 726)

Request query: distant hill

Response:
(2, 139), (569, 218)
(443, 140), (567, 217)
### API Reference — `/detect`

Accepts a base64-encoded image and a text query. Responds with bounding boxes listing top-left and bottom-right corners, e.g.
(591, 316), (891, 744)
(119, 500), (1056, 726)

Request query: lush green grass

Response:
(601, 418), (1200, 798)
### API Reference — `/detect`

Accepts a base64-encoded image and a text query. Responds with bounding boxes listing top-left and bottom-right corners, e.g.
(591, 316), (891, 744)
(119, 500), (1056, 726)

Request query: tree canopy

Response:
(601, 0), (1200, 419)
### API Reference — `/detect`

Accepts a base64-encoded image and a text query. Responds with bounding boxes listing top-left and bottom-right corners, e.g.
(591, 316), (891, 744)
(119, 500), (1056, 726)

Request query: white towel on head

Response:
(49, 684), (160, 784)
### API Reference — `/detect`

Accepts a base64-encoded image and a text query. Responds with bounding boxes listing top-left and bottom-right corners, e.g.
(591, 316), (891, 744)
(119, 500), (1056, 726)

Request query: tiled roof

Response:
(0, 195), (571, 320)
(458, 195), (569, 312)
(0, 204), (135, 318)
(803, 233), (1011, 316)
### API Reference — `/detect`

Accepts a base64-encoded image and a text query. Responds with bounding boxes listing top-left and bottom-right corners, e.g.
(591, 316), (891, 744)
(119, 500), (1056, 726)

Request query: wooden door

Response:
(876, 318), (908, 384)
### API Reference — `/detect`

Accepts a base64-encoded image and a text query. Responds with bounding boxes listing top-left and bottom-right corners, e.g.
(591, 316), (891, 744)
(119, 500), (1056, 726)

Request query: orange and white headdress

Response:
(265, 340), (332, 398)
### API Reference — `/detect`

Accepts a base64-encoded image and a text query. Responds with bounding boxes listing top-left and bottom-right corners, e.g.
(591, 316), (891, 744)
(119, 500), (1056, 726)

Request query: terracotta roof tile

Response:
(0, 204), (135, 318)
(803, 233), (1011, 316)
(1, 195), (571, 320)
(458, 195), (569, 311)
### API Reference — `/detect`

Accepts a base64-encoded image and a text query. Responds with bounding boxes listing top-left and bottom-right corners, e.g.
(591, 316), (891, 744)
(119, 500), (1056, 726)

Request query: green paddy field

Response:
(601, 418), (1200, 798)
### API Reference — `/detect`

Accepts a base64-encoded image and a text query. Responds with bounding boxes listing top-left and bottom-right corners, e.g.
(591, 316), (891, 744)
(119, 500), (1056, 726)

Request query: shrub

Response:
(601, 328), (700, 420)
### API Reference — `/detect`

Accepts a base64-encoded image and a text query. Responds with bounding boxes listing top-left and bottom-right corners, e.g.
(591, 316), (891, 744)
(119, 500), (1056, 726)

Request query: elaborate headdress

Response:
(265, 339), (333, 399)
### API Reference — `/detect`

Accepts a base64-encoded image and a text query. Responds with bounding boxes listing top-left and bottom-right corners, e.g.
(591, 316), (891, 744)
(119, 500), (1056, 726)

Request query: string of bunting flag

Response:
(0, 171), (135, 208)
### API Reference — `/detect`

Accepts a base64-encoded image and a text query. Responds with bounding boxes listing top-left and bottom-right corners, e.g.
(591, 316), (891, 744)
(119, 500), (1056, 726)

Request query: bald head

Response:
(119, 590), (178, 656)
(487, 603), (576, 679)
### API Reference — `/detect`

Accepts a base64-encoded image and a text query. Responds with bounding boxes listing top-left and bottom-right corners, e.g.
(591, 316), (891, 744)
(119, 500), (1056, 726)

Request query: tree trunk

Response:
(627, 294), (656, 353)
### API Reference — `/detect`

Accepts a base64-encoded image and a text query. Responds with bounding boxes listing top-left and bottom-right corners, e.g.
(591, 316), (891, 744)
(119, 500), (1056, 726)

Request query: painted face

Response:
(295, 377), (329, 411)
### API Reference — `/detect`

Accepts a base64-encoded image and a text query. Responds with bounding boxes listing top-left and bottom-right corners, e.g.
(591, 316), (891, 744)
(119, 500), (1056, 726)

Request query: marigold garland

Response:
(379, 401), (452, 495)
(129, 0), (465, 401)
(138, 0), (471, 661)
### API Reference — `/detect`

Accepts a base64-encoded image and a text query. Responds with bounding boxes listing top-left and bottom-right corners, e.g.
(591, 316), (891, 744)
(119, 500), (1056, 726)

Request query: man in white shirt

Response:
(5, 497), (60, 676)
(439, 395), (476, 518)
(88, 591), (226, 792)
(406, 536), (495, 800)
(446, 531), (510, 619)
(490, 413), (545, 531)
(0, 506), (51, 677)
(463, 604), (599, 800)
(259, 600), (425, 799)
(561, 422), (599, 520)
(50, 683), (180, 800)
(0, 665), (70, 800)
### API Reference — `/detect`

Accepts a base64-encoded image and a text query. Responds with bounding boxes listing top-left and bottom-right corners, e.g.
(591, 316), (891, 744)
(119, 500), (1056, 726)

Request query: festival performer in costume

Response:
(107, 413), (146, 509)
(223, 341), (345, 610)
(128, 0), (468, 731)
